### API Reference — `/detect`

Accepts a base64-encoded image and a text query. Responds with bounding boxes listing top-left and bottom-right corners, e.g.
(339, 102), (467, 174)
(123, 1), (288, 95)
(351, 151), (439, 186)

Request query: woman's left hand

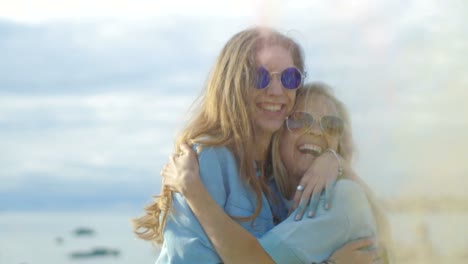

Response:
(292, 150), (340, 220)
(160, 143), (200, 196)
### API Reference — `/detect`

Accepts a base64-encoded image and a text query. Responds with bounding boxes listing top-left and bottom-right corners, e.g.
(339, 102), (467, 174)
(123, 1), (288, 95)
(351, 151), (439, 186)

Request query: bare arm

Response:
(163, 144), (273, 263)
(185, 180), (274, 263)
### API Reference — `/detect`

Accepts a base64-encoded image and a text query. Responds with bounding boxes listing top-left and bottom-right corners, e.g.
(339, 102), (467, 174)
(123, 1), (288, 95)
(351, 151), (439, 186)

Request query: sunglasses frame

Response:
(285, 111), (344, 137)
(255, 66), (307, 90)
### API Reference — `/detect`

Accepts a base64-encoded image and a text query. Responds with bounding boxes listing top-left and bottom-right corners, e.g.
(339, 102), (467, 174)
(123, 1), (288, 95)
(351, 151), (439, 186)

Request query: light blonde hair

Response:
(132, 27), (305, 244)
(270, 82), (393, 262)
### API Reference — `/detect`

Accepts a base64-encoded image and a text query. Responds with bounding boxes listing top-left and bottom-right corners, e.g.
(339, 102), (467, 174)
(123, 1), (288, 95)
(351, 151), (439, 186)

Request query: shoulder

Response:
(333, 179), (368, 204)
(194, 145), (237, 170)
(194, 145), (239, 187)
(195, 145), (235, 163)
(328, 179), (373, 220)
(332, 179), (376, 230)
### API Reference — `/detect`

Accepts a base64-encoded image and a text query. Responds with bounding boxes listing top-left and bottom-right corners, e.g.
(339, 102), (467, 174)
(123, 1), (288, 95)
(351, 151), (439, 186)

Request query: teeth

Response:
(298, 144), (322, 155)
(260, 103), (281, 112)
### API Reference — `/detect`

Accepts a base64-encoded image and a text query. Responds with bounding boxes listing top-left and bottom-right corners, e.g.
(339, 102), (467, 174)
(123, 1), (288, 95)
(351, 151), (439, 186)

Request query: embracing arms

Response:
(162, 144), (378, 263)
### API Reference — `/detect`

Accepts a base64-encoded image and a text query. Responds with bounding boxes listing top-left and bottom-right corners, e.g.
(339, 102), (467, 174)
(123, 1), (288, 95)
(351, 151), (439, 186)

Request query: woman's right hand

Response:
(329, 238), (383, 264)
(160, 143), (200, 196)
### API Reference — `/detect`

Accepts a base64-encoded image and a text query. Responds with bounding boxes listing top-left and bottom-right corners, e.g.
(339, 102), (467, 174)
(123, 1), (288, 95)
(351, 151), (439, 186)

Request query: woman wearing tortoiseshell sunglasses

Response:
(161, 82), (392, 263)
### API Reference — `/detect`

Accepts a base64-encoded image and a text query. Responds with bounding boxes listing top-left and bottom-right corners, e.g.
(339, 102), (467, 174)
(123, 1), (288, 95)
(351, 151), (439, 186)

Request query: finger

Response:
(309, 181), (324, 212)
(292, 186), (302, 210)
(161, 176), (170, 187)
(296, 183), (315, 219)
(324, 179), (336, 210)
(161, 168), (169, 181)
(185, 145), (199, 162)
(180, 143), (192, 153)
(307, 192), (320, 218)
(294, 198), (308, 221)
(293, 175), (317, 209)
(160, 163), (168, 176)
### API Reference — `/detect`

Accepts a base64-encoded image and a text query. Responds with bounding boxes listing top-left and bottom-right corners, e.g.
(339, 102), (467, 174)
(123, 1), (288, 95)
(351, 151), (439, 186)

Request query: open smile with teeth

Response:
(298, 144), (322, 156)
(259, 103), (282, 112)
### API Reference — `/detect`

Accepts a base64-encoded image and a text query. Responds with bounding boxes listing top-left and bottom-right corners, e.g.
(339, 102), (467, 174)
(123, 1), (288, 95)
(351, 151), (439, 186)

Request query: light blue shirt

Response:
(156, 146), (276, 263)
(259, 179), (377, 264)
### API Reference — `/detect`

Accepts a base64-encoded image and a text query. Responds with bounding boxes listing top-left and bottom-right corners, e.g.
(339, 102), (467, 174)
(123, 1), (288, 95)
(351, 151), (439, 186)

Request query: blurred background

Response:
(0, 0), (467, 263)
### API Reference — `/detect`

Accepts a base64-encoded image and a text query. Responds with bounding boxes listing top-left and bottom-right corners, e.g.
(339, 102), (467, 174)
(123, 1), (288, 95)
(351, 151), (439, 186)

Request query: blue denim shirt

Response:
(259, 179), (377, 264)
(156, 146), (276, 263)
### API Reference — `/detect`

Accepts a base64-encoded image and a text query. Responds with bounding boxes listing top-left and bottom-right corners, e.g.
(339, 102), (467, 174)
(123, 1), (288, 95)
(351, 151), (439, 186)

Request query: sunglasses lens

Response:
(287, 112), (313, 133)
(281, 67), (302, 89)
(255, 67), (270, 89)
(321, 116), (344, 136)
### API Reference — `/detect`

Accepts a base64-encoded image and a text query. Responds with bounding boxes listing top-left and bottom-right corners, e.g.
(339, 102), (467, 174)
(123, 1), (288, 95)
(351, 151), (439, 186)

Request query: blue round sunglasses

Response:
(255, 66), (306, 90)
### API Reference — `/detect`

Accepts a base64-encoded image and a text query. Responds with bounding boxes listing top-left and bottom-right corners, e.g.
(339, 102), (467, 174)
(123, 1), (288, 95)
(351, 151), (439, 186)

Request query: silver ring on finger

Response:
(297, 185), (305, 191)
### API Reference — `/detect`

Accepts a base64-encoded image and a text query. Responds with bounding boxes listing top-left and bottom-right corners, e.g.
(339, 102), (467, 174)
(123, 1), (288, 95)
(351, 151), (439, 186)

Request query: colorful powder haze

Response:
(0, 0), (467, 263)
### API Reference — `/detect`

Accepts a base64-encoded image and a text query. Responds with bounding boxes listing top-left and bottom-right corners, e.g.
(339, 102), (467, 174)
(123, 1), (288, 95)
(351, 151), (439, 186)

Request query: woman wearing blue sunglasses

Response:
(134, 27), (380, 263)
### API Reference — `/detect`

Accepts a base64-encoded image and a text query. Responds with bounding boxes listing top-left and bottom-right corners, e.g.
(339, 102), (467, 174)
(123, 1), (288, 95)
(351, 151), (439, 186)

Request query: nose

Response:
(266, 75), (284, 96)
(307, 121), (322, 136)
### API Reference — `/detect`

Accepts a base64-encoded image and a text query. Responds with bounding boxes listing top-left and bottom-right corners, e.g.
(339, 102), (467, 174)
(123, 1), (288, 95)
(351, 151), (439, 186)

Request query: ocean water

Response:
(1, 211), (467, 264)
(0, 211), (159, 264)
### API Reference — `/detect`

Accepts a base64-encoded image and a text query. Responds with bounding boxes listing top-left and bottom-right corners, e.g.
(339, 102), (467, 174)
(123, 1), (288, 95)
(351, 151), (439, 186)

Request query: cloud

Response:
(1, 1), (467, 211)
(0, 0), (267, 24)
(0, 19), (239, 95)
(0, 93), (193, 185)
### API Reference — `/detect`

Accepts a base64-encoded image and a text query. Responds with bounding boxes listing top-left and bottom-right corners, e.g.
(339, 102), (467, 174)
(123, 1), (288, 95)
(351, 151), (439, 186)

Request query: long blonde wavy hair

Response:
(132, 27), (305, 244)
(270, 82), (393, 262)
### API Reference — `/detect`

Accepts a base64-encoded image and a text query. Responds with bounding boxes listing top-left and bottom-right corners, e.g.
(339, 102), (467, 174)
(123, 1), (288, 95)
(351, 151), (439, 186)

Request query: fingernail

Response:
(308, 211), (314, 218)
(324, 203), (329, 210)
(295, 214), (301, 221)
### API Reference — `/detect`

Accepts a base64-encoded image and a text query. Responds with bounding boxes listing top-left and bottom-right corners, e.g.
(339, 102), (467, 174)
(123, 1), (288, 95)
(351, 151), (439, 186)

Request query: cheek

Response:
(287, 90), (297, 112)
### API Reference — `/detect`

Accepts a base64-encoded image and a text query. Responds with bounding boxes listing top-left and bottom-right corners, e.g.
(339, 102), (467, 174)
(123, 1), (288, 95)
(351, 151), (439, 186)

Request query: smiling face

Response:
(279, 94), (340, 180)
(251, 45), (297, 138)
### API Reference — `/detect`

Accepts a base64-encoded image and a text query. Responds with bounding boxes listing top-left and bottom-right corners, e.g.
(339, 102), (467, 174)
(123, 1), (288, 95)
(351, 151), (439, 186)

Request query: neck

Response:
(253, 132), (272, 161)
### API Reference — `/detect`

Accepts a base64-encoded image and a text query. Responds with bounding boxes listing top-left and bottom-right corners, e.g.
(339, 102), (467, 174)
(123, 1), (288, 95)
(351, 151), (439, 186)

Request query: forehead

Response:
(256, 45), (294, 69)
(296, 94), (339, 116)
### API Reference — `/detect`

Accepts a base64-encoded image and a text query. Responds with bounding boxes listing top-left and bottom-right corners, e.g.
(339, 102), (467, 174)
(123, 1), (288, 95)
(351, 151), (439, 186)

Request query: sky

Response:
(0, 0), (467, 211)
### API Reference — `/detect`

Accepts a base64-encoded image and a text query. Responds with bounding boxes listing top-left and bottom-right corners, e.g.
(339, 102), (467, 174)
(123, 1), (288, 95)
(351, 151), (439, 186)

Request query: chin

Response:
(296, 157), (317, 172)
(257, 121), (283, 134)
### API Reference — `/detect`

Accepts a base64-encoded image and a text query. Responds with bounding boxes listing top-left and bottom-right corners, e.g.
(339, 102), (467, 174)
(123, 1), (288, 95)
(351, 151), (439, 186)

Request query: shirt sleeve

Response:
(258, 179), (377, 264)
(157, 147), (227, 264)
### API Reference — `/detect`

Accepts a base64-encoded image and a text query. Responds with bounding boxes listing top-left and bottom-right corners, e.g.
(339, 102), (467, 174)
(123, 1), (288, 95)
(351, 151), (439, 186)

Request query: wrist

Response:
(324, 148), (343, 177)
(181, 175), (203, 199)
